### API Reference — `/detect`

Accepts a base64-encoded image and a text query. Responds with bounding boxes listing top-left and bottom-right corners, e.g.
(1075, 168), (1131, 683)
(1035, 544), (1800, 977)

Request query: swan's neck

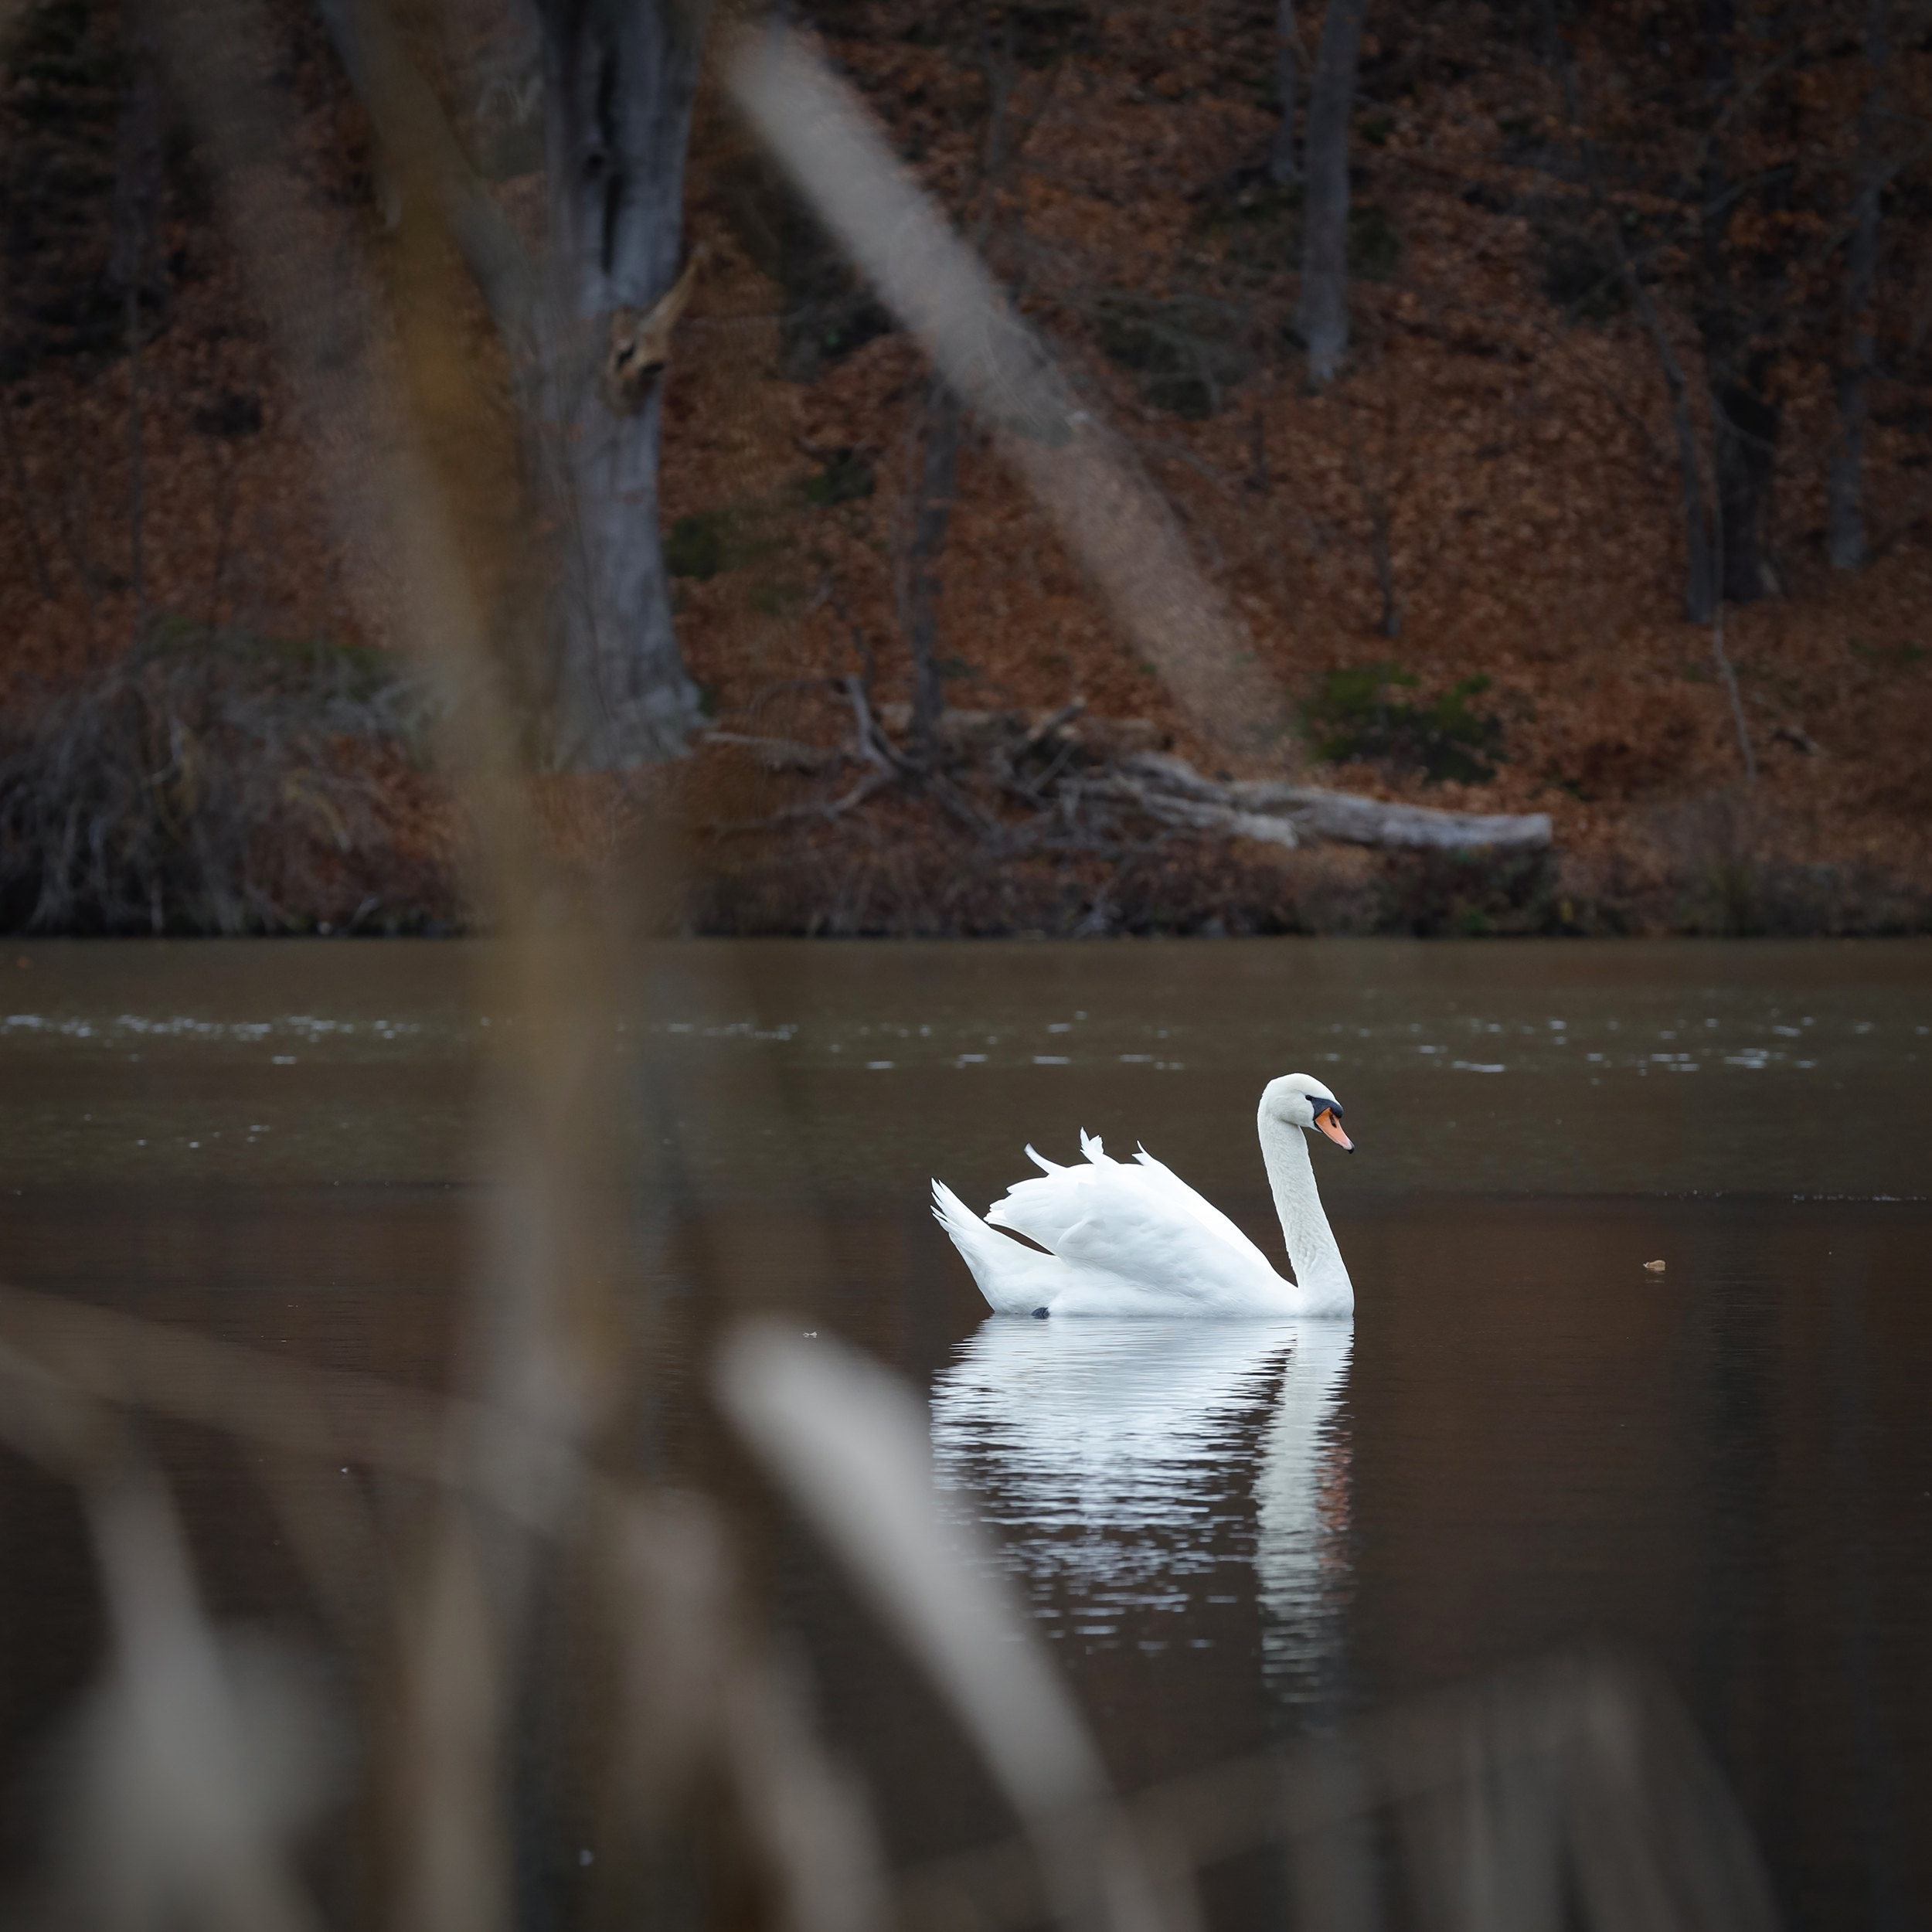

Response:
(1257, 1111), (1352, 1306)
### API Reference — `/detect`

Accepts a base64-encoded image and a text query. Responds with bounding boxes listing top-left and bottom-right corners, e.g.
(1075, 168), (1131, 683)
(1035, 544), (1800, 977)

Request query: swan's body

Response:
(933, 1073), (1355, 1319)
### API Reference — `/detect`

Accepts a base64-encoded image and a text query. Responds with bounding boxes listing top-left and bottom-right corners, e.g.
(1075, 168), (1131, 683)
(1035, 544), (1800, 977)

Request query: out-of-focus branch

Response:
(314, 0), (537, 342)
(729, 32), (1294, 767)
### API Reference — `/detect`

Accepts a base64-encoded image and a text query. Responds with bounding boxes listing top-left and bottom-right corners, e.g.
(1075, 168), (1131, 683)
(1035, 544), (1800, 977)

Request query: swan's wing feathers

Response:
(933, 1179), (1063, 1315)
(986, 1164), (1097, 1249)
(1131, 1144), (1266, 1260)
(1079, 1129), (1114, 1165)
(1025, 1144), (1063, 1175)
(988, 1152), (1276, 1302)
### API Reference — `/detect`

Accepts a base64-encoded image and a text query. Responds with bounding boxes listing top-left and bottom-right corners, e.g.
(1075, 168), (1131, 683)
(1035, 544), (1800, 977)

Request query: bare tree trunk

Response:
(1297, 0), (1366, 387)
(903, 381), (960, 762)
(1270, 0), (1300, 187)
(1830, 0), (1892, 571)
(536, 0), (706, 769)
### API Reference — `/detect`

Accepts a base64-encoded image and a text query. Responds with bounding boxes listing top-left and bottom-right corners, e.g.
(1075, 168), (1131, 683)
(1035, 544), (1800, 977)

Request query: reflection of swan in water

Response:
(930, 1318), (1352, 1672)
(932, 1076), (1355, 1318)
(1253, 1320), (1354, 1702)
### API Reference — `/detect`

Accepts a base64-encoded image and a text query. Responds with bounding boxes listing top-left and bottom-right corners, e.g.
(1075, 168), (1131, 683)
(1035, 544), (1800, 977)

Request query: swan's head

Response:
(1262, 1073), (1354, 1152)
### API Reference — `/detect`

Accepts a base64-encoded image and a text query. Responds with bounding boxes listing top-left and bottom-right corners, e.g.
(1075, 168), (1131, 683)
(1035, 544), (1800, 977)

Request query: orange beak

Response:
(1315, 1107), (1354, 1151)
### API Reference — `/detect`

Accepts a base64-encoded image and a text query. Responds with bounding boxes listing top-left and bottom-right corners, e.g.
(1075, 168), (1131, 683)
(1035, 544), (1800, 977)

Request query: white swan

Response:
(931, 1073), (1355, 1318)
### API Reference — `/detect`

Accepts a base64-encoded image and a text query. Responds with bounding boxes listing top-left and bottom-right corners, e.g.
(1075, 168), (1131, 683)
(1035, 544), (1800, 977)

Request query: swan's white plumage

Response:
(934, 1074), (1355, 1319)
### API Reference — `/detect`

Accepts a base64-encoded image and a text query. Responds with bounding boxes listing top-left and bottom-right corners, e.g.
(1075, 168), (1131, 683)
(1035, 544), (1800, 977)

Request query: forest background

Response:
(2, 0), (1930, 938)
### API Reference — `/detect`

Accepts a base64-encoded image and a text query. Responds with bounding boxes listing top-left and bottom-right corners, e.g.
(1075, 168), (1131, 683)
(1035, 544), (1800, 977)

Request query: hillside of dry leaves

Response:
(2, 0), (1930, 934)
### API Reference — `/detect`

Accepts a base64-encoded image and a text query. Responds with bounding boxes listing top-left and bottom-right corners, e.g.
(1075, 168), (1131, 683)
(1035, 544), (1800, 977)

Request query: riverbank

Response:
(3, 0), (1930, 937)
(6, 665), (1923, 934)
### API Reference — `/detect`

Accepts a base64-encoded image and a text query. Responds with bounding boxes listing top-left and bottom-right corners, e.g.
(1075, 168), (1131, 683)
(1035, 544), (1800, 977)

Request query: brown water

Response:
(1, 937), (1928, 1927)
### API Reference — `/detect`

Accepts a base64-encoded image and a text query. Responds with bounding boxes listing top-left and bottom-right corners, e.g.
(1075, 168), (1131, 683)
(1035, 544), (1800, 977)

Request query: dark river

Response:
(0, 938), (1927, 1928)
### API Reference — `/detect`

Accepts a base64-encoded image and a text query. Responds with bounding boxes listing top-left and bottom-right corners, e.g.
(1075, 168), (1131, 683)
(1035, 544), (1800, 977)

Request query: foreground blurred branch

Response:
(1, 1295), (1778, 1932)
(314, 0), (537, 339)
(729, 32), (1290, 766)
(897, 1651), (1781, 1932)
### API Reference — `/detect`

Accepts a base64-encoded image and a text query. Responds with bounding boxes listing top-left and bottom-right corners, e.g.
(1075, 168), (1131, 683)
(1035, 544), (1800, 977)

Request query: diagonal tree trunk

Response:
(1296, 0), (1366, 387)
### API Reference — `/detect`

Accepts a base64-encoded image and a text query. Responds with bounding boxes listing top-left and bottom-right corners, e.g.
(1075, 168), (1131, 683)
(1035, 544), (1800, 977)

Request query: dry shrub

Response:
(0, 631), (457, 934)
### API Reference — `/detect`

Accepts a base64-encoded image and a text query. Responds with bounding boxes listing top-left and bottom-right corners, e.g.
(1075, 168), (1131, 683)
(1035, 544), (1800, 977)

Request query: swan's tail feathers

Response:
(1079, 1129), (1111, 1165)
(932, 1179), (1058, 1316)
(1024, 1144), (1063, 1175)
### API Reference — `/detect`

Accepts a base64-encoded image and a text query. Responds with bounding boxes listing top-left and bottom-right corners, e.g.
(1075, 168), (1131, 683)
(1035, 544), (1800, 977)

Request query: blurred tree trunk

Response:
(1829, 0), (1893, 571)
(1270, 0), (1300, 187)
(535, 0), (706, 768)
(1297, 0), (1365, 387)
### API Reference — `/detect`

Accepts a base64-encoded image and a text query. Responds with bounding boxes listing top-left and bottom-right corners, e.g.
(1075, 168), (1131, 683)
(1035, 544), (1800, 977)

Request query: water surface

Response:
(0, 938), (1927, 1928)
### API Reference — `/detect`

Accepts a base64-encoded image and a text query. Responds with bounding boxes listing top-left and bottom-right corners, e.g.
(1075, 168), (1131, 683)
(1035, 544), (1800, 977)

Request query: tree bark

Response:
(316, 0), (708, 769)
(903, 380), (961, 761)
(1270, 0), (1300, 187)
(1830, 0), (1892, 572)
(1297, 0), (1366, 387)
(536, 0), (707, 769)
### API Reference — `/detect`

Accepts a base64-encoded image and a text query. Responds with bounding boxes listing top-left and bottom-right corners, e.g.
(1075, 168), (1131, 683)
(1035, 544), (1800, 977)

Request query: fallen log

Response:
(1116, 753), (1552, 852)
(698, 708), (1553, 853)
